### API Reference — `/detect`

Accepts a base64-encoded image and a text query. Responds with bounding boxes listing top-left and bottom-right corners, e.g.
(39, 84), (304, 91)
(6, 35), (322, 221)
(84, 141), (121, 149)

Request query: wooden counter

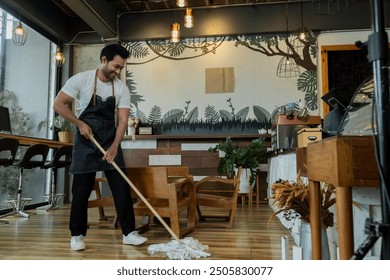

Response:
(306, 136), (380, 260)
(124, 133), (271, 140)
(0, 133), (72, 148)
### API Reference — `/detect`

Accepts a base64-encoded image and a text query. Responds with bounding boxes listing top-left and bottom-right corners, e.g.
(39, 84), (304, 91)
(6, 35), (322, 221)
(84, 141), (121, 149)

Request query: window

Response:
(0, 8), (59, 212)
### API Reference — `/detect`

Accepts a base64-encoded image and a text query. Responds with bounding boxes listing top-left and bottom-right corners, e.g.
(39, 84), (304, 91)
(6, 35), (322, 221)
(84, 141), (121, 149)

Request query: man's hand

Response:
(77, 121), (93, 140)
(102, 145), (118, 164)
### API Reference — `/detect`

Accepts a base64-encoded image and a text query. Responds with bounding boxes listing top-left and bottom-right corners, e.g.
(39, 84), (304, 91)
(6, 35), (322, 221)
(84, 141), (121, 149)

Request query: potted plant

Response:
(208, 137), (267, 193)
(38, 115), (74, 142)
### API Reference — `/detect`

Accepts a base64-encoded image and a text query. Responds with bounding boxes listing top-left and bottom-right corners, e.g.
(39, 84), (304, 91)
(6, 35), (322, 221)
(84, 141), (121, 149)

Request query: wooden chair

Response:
(87, 177), (118, 228)
(195, 166), (242, 228)
(126, 166), (196, 238)
(166, 166), (191, 179)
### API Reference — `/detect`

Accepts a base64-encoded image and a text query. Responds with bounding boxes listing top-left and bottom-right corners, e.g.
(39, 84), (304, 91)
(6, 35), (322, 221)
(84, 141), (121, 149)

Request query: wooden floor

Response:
(0, 203), (293, 260)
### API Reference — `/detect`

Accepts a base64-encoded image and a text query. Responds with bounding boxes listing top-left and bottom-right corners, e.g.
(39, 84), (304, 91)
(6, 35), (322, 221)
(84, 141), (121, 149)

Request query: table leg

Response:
(309, 180), (322, 259)
(335, 186), (354, 260)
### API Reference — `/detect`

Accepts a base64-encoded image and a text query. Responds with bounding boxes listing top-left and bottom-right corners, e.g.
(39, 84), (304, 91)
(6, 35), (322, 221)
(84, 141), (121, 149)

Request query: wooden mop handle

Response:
(90, 136), (180, 241)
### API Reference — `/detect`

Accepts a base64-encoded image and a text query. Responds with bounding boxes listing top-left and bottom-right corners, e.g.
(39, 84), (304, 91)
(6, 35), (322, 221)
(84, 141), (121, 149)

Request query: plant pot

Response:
(237, 168), (254, 194)
(300, 221), (330, 260)
(58, 131), (73, 143)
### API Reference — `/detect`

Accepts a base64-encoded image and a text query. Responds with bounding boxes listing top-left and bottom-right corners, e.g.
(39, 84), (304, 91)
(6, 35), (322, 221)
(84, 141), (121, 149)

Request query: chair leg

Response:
(37, 169), (65, 211)
(1, 168), (32, 218)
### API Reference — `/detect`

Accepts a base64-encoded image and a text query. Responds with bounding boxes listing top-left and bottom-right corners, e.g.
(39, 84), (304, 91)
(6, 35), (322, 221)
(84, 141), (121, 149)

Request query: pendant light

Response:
(176, 0), (187, 8)
(53, 45), (65, 67)
(310, 0), (354, 15)
(170, 23), (180, 43)
(52, 1), (65, 67)
(276, 1), (300, 78)
(12, 0), (27, 46)
(184, 8), (194, 28)
(293, 0), (316, 49)
(12, 20), (27, 46)
(276, 53), (300, 78)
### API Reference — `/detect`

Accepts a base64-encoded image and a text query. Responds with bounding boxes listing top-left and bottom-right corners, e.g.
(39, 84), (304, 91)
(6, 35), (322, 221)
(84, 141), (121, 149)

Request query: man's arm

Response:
(53, 91), (93, 139)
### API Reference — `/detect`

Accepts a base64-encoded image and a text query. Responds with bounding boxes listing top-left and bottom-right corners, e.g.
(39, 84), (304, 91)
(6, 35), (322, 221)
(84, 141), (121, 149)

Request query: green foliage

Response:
(38, 115), (73, 133)
(209, 137), (267, 185)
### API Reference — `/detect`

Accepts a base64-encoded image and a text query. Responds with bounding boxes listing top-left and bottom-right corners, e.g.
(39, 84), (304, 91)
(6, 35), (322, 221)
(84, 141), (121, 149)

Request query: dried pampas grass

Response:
(268, 176), (336, 229)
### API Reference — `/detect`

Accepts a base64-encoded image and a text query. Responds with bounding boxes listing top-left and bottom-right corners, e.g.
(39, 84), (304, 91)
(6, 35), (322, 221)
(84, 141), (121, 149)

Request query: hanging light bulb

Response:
(276, 50), (300, 78)
(176, 0), (187, 7)
(293, 0), (316, 49)
(184, 8), (194, 28)
(170, 23), (180, 43)
(12, 20), (28, 46)
(53, 47), (66, 67)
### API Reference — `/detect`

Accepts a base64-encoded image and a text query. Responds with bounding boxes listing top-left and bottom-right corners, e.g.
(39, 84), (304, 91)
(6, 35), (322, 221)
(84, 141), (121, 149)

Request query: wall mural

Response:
(123, 33), (317, 135)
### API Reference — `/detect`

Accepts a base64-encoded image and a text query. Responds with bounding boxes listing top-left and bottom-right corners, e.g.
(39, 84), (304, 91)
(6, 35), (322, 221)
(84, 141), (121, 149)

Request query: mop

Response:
(90, 136), (211, 260)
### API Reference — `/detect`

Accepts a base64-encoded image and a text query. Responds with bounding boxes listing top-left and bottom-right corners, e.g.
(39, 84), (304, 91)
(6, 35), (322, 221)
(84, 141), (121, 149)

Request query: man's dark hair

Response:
(100, 44), (129, 62)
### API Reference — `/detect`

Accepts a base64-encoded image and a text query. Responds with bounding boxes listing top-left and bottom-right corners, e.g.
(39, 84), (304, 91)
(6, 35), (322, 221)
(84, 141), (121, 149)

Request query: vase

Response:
(300, 221), (330, 260)
(237, 168), (254, 194)
(58, 131), (72, 143)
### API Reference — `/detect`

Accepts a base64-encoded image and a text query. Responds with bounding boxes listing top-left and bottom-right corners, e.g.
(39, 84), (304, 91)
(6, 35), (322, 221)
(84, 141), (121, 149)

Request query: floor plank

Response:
(0, 203), (294, 260)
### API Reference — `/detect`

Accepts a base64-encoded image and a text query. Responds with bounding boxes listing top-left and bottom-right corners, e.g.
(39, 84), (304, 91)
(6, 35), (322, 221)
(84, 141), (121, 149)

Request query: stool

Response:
(238, 180), (260, 207)
(1, 144), (49, 219)
(37, 145), (72, 211)
(0, 138), (20, 224)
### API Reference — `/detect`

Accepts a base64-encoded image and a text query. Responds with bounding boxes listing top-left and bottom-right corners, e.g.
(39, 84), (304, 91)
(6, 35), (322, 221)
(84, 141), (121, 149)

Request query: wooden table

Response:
(306, 136), (380, 260)
(0, 133), (72, 148)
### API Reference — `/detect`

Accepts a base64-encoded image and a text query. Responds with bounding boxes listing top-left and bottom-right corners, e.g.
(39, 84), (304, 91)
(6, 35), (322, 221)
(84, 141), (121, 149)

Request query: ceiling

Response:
(0, 0), (388, 44)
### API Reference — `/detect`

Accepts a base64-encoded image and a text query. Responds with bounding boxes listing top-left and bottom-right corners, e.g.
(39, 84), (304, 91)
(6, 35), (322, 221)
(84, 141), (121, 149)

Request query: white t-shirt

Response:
(61, 69), (131, 117)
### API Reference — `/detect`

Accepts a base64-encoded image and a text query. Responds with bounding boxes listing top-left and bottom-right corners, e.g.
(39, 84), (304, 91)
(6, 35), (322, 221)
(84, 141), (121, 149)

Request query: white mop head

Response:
(148, 237), (211, 260)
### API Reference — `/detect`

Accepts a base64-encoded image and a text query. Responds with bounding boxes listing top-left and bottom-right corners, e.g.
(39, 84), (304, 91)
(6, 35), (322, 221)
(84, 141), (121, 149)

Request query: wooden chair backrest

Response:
(166, 166), (190, 177)
(126, 167), (171, 199)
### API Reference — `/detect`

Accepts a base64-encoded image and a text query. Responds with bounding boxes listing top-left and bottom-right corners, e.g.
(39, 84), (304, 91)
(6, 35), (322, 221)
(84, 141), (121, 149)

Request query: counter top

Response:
(0, 133), (72, 148)
(124, 133), (271, 140)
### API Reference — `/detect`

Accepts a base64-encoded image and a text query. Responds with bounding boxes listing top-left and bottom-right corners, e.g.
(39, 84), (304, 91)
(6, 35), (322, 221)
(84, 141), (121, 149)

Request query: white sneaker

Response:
(70, 235), (86, 251)
(123, 231), (148, 245)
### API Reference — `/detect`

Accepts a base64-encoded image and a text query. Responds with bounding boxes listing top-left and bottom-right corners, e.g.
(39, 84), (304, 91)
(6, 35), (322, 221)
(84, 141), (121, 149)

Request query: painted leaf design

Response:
(305, 91), (319, 111)
(236, 107), (249, 121)
(147, 105), (162, 124)
(186, 107), (198, 123)
(163, 109), (184, 123)
(204, 105), (220, 123)
(297, 70), (317, 93)
(253, 105), (271, 123)
(219, 110), (233, 121)
(125, 42), (149, 59)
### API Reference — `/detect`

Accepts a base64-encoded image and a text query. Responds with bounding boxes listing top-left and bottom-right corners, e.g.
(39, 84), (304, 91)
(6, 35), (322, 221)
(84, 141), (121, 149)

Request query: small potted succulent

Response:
(38, 115), (74, 142)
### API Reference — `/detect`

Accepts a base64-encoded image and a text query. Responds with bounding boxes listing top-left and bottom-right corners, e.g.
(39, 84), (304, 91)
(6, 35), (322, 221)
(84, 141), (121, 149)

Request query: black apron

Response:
(69, 70), (125, 174)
